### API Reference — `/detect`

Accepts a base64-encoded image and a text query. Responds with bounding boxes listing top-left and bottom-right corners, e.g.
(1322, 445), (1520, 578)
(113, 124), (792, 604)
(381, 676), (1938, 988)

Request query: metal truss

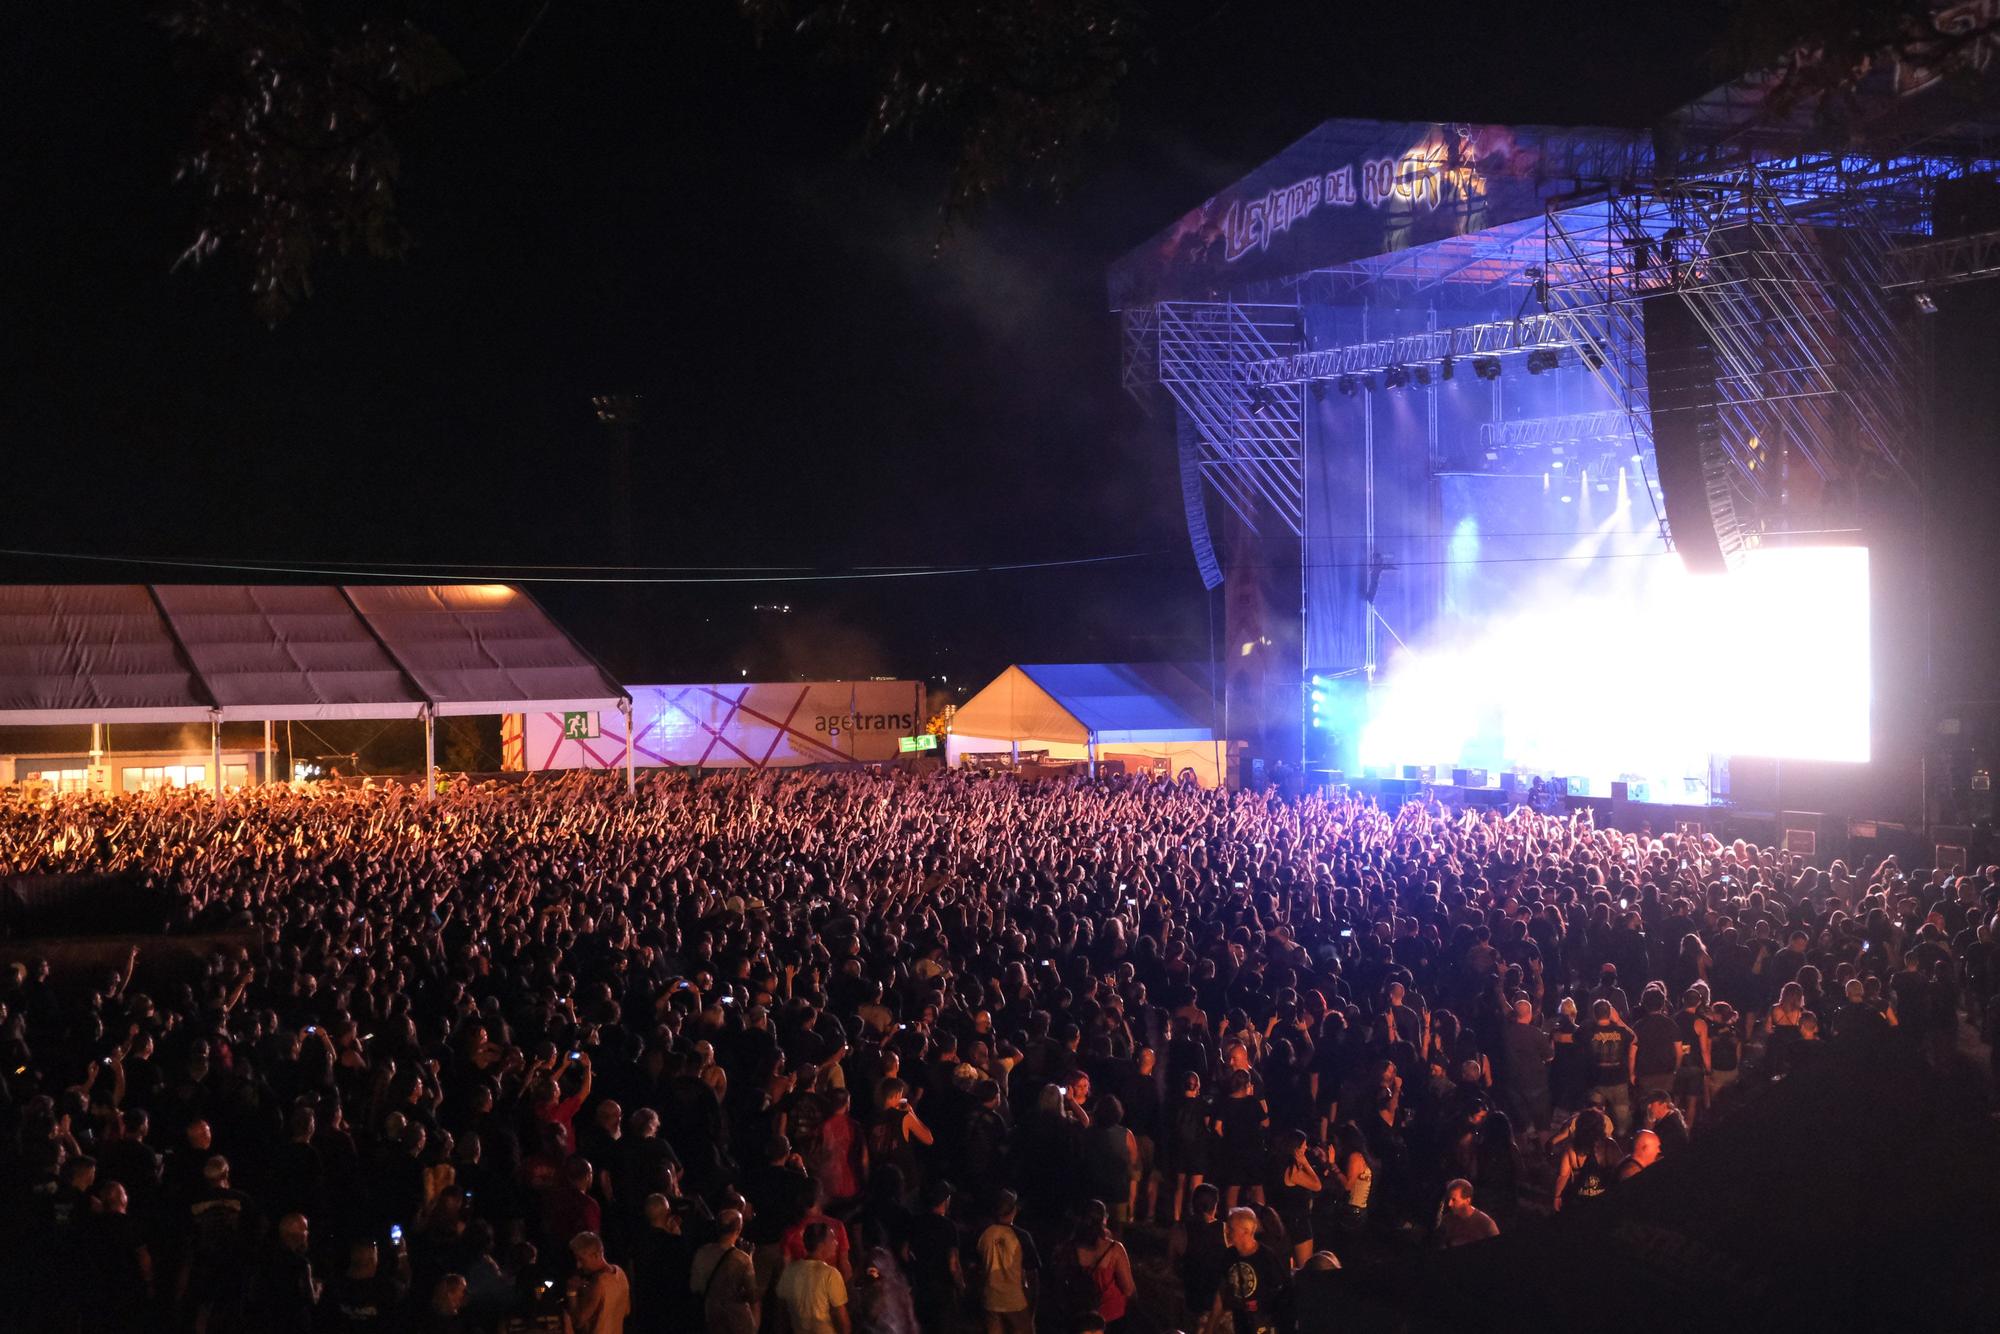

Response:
(1479, 410), (1647, 450)
(1542, 163), (1922, 509)
(1271, 214), (1553, 302)
(1244, 313), (1572, 385)
(1121, 305), (1160, 396)
(1130, 301), (1305, 536)
(1883, 225), (2000, 289)
(1675, 165), (1919, 489)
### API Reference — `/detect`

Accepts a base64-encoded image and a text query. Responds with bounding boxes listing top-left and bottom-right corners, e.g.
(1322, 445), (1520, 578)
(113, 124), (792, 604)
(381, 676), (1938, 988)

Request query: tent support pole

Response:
(263, 719), (275, 785)
(622, 700), (636, 795)
(423, 709), (436, 800)
(211, 718), (222, 804)
(1087, 733), (1097, 779)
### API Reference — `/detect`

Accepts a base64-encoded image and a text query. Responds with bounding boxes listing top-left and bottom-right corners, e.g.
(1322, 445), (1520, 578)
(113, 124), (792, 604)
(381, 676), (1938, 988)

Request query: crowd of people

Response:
(1, 767), (1994, 1334)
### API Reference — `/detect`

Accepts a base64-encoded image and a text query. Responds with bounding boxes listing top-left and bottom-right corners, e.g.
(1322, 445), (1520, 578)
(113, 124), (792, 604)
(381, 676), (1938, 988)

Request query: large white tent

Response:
(0, 584), (628, 795)
(946, 662), (1228, 786)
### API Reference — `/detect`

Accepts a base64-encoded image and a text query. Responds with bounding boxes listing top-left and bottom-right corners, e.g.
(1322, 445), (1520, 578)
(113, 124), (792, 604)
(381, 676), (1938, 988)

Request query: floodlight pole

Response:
(423, 707), (436, 801)
(210, 717), (223, 804)
(1087, 732), (1098, 779)
(263, 719), (275, 786)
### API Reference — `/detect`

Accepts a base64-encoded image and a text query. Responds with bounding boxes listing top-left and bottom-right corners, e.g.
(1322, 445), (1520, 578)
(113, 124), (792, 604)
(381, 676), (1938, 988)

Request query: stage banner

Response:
(519, 681), (926, 772)
(1107, 120), (1647, 308)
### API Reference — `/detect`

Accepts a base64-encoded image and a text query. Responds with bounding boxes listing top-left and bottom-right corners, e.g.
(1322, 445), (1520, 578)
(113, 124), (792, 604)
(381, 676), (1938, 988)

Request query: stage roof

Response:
(952, 663), (1216, 745)
(0, 584), (627, 726)
(1110, 35), (2000, 309)
(1106, 119), (1647, 309)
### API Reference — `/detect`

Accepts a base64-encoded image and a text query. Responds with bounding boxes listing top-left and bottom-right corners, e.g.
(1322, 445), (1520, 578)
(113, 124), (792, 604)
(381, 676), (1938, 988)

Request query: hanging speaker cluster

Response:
(1640, 294), (1753, 575)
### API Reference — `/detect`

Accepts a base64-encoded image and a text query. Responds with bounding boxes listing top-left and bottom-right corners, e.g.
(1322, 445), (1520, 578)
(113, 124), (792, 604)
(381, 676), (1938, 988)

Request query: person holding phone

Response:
(530, 1049), (593, 1140)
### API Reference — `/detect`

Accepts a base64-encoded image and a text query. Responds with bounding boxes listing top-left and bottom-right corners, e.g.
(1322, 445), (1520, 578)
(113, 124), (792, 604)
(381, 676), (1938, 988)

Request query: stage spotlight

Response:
(1248, 386), (1273, 415)
(1581, 345), (1603, 370)
(1474, 357), (1502, 380)
(1310, 381), (1327, 402)
(1525, 349), (1558, 375)
(1414, 365), (1432, 387)
(1384, 365), (1408, 390)
(1440, 356), (1455, 381)
(1914, 291), (1939, 315)
(1336, 375), (1357, 397)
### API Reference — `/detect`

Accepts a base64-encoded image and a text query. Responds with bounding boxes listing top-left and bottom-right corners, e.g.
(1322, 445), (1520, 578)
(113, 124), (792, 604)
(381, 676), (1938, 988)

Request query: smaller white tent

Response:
(946, 663), (1227, 786)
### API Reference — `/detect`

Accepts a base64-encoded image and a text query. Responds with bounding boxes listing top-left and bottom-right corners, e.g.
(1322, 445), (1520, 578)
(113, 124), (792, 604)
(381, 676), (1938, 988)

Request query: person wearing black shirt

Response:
(1175, 1183), (1229, 1318)
(1631, 991), (1684, 1103)
(1292, 1250), (1343, 1334)
(624, 1194), (696, 1333)
(906, 1179), (963, 1334)
(1496, 999), (1553, 1133)
(741, 1134), (813, 1295)
(249, 1211), (322, 1327)
(1121, 1046), (1164, 1222)
(325, 1237), (410, 1333)
(1212, 1206), (1291, 1334)
(185, 1155), (260, 1332)
(1638, 1091), (1690, 1159)
(78, 1180), (154, 1328)
(1581, 1001), (1637, 1136)
(1831, 979), (1893, 1042)
(97, 1108), (163, 1216)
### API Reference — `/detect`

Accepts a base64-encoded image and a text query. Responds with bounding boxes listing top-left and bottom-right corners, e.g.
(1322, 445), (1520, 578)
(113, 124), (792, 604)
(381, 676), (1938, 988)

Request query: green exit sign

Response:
(898, 734), (938, 753)
(561, 712), (598, 740)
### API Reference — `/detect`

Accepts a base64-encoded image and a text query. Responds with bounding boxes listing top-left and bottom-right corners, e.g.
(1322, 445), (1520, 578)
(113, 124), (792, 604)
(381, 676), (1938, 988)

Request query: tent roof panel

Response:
(343, 584), (626, 716)
(948, 666), (1088, 745)
(951, 663), (1216, 746)
(0, 584), (627, 726)
(152, 585), (429, 720)
(0, 586), (213, 725)
(1016, 663), (1215, 739)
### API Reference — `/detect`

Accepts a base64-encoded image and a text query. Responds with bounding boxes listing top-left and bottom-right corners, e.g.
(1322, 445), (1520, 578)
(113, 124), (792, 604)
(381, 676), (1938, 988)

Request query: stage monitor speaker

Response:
(1781, 810), (1823, 858)
(1641, 294), (1751, 575)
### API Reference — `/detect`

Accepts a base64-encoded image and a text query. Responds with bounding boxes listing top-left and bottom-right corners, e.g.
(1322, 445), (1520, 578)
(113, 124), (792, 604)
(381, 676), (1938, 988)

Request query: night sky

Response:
(4, 2), (1734, 698)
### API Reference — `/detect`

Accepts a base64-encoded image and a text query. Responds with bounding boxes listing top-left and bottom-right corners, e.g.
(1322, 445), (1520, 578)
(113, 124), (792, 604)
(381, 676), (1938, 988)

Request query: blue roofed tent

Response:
(945, 663), (1228, 785)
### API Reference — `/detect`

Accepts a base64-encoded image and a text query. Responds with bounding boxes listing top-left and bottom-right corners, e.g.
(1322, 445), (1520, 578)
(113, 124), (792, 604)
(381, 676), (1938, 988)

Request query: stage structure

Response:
(1113, 38), (2000, 815)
